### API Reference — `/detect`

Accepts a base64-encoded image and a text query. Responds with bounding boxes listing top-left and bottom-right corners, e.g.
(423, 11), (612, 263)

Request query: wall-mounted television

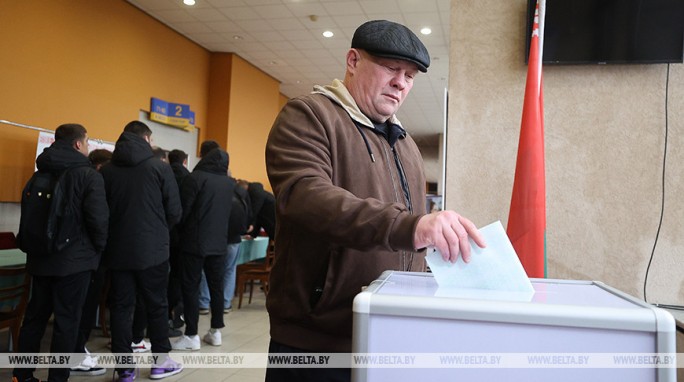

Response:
(526, 0), (684, 64)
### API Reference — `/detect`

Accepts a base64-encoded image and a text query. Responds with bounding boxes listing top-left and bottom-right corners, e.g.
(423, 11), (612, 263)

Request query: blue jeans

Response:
(199, 242), (240, 309)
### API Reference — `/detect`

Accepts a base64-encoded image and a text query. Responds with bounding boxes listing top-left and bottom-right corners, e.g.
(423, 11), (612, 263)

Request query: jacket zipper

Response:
(379, 141), (414, 271)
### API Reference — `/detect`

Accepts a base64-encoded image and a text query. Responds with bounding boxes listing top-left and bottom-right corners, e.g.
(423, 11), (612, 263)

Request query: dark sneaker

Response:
(171, 311), (184, 329)
(150, 356), (183, 380)
(168, 327), (183, 337)
(114, 369), (137, 382)
(12, 377), (41, 382)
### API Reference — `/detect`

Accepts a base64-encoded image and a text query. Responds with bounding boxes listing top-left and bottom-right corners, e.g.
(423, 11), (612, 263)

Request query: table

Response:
(0, 249), (28, 316)
(236, 236), (269, 265)
(0, 241), (269, 267)
(0, 249), (26, 267)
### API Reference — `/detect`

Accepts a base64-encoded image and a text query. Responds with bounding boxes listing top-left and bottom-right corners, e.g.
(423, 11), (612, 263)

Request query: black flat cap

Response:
(351, 20), (430, 73)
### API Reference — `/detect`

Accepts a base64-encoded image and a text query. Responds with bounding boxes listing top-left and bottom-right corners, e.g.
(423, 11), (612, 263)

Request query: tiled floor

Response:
(0, 293), (270, 382)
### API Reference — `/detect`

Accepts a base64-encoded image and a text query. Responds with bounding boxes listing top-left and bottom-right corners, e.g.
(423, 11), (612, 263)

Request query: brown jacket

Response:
(265, 80), (427, 352)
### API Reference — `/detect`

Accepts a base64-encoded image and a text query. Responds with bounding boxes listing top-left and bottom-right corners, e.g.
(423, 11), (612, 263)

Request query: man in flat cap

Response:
(264, 20), (486, 381)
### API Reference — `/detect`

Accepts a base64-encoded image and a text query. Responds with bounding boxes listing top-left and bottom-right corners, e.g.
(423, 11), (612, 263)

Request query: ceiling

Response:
(126, 0), (450, 141)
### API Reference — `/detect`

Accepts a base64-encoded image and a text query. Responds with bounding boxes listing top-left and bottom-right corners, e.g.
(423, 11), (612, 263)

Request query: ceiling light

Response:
(233, 35), (243, 40)
(322, 31), (334, 38)
(420, 27), (432, 35)
(183, 0), (195, 5)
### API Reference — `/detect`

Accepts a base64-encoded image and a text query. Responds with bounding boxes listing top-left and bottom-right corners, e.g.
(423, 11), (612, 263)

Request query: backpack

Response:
(17, 169), (76, 255)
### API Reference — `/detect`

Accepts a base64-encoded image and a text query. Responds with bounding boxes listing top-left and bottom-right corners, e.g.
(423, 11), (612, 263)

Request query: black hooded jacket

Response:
(170, 162), (190, 188)
(228, 182), (251, 244)
(27, 139), (109, 276)
(179, 148), (234, 256)
(247, 182), (276, 240)
(101, 132), (182, 270)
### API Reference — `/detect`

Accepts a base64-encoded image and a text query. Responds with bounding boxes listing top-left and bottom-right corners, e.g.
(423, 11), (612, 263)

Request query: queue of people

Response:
(13, 121), (274, 382)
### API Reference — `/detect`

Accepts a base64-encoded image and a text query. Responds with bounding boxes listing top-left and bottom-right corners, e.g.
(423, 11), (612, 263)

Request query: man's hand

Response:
(414, 211), (486, 263)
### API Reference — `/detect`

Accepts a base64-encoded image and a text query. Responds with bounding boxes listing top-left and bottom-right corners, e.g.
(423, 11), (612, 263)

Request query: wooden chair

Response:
(0, 266), (30, 351)
(0, 232), (17, 250)
(236, 240), (275, 309)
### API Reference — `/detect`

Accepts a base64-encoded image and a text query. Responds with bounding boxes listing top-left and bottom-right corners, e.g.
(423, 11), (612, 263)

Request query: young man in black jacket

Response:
(13, 123), (109, 382)
(198, 174), (251, 314)
(101, 121), (183, 382)
(172, 146), (234, 350)
(167, 149), (190, 332)
(245, 182), (275, 240)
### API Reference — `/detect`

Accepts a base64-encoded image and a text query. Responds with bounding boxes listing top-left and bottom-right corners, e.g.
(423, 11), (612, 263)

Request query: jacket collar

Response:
(312, 79), (404, 130)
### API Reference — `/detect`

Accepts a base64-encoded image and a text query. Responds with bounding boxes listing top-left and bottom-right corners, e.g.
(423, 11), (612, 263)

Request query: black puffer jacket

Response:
(101, 132), (182, 270)
(179, 149), (234, 256)
(247, 182), (276, 239)
(170, 162), (190, 188)
(228, 180), (251, 244)
(27, 140), (109, 276)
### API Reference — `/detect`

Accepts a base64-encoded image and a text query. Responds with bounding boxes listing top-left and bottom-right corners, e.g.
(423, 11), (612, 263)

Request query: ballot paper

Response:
(425, 221), (535, 301)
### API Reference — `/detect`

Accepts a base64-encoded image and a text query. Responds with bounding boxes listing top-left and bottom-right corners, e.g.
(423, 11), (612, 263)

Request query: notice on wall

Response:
(149, 97), (195, 131)
(35, 131), (115, 170)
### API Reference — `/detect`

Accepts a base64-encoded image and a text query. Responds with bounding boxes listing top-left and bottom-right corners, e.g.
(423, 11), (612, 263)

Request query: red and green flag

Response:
(507, 0), (546, 278)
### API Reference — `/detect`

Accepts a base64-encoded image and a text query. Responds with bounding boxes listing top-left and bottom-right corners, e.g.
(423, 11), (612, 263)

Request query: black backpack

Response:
(17, 169), (76, 255)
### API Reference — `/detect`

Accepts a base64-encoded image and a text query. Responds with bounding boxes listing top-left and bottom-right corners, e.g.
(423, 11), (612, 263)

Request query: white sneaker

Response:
(203, 328), (222, 346)
(171, 335), (200, 351)
(131, 339), (151, 353)
(70, 349), (106, 376)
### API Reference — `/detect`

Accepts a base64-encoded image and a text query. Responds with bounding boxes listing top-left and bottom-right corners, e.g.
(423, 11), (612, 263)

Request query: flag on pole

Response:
(507, 0), (546, 278)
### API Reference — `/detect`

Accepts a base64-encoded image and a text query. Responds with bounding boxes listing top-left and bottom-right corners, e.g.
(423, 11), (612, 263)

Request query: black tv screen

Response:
(526, 0), (684, 64)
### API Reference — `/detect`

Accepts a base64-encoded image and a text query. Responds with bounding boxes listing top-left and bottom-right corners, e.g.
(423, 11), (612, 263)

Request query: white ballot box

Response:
(352, 271), (675, 382)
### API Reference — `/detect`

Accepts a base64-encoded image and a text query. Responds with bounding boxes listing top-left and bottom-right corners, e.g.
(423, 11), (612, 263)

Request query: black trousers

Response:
(180, 252), (227, 335)
(167, 243), (183, 319)
(132, 292), (147, 343)
(265, 339), (351, 382)
(109, 261), (171, 372)
(14, 271), (91, 382)
(74, 264), (106, 353)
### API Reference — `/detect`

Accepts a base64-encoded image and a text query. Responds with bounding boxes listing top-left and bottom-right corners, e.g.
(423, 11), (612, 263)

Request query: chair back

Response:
(0, 266), (30, 350)
(265, 240), (276, 269)
(0, 232), (17, 250)
(235, 240), (276, 308)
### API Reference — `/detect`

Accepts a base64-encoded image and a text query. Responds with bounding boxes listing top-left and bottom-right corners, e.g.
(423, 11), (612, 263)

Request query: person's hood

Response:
(193, 148), (229, 175)
(111, 132), (154, 166)
(171, 161), (190, 176)
(35, 139), (90, 174)
(312, 79), (403, 129)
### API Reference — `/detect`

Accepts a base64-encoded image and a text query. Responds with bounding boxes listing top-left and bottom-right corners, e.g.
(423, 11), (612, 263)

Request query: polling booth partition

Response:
(352, 271), (676, 382)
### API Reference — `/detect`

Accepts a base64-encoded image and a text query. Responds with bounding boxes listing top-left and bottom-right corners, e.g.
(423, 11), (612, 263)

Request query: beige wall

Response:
(448, 0), (684, 303)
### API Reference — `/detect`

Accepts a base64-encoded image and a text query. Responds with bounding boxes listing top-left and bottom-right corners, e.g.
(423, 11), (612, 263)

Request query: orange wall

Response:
(206, 54), (233, 155)
(226, 56), (281, 192)
(0, 1), (210, 201)
(0, 1), (285, 201)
